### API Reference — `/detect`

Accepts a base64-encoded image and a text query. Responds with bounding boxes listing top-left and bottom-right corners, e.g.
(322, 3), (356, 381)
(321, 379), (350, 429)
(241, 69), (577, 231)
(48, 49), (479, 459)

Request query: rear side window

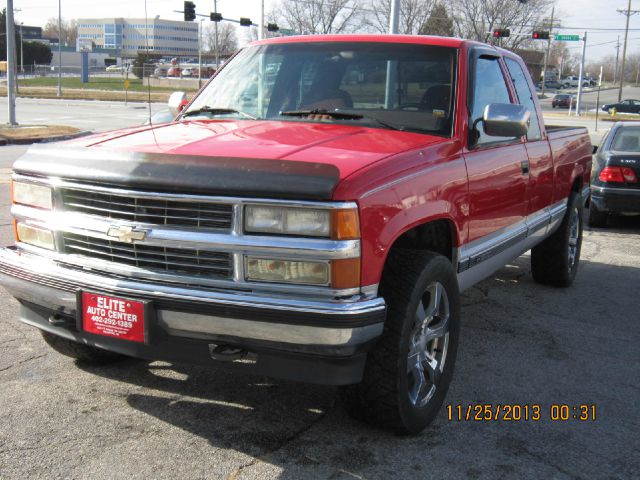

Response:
(505, 58), (542, 141)
(611, 126), (640, 152)
(470, 57), (512, 146)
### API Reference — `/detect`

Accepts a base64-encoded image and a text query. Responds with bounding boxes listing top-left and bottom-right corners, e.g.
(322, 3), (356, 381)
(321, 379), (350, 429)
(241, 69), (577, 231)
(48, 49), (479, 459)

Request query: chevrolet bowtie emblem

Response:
(106, 226), (148, 244)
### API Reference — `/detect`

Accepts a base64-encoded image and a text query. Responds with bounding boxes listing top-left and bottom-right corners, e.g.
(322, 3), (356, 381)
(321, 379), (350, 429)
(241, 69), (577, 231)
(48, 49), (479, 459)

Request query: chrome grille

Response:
(60, 187), (233, 230)
(62, 233), (233, 279)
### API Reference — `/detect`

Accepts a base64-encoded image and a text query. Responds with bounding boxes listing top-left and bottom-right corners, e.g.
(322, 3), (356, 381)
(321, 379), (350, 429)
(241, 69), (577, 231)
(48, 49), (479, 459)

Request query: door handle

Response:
(521, 160), (530, 175)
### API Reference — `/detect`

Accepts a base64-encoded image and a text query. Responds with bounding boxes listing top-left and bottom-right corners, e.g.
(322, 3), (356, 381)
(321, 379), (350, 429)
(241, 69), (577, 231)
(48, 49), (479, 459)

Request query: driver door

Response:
(463, 53), (529, 244)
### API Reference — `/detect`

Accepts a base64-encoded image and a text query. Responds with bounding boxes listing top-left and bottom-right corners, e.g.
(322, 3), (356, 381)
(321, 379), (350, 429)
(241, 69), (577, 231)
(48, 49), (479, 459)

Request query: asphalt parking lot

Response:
(0, 104), (639, 478)
(0, 180), (639, 479)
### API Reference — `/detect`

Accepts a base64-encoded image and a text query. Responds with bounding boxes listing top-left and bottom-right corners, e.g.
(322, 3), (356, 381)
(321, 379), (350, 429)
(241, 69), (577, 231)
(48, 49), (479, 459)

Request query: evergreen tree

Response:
(419, 3), (454, 37)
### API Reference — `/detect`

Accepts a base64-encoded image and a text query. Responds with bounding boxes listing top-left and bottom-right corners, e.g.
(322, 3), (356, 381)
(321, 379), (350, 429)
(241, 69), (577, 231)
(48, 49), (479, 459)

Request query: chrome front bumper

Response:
(0, 247), (386, 349)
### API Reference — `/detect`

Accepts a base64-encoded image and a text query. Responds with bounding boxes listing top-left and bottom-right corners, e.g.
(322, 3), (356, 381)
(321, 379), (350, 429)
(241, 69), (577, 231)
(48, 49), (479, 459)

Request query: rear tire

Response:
(340, 250), (460, 434)
(531, 193), (583, 287)
(41, 331), (127, 365)
(588, 204), (607, 228)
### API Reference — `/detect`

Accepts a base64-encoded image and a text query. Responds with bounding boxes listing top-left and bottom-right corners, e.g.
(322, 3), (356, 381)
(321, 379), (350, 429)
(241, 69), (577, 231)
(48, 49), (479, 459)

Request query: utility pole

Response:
(613, 36), (620, 84)
(6, 0), (17, 125)
(540, 5), (555, 99)
(57, 0), (62, 97)
(385, 0), (400, 108)
(198, 18), (203, 88)
(258, 0), (264, 40)
(19, 23), (24, 74)
(576, 31), (587, 116)
(617, 0), (640, 102)
(389, 0), (400, 34)
(214, 0), (219, 69)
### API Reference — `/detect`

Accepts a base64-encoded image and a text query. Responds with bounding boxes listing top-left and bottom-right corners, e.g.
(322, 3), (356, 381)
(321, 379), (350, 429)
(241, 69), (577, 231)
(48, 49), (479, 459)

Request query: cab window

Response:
(505, 58), (542, 141)
(470, 57), (513, 146)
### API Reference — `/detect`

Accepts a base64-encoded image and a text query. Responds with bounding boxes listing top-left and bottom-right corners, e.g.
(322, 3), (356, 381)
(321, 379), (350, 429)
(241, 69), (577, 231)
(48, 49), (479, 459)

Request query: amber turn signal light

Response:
(331, 209), (360, 240)
(331, 257), (361, 289)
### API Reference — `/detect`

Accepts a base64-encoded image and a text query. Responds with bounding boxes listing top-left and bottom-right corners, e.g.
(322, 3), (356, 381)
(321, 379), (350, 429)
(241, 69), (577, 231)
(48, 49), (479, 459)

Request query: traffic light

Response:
(492, 29), (510, 38)
(184, 1), (196, 21)
(532, 31), (550, 40)
(267, 23), (279, 32)
(210, 12), (222, 22)
(239, 17), (252, 27)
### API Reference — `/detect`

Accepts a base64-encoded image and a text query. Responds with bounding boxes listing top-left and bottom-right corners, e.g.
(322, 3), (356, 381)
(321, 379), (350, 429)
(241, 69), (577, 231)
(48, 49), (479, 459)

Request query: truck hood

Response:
(14, 119), (445, 200)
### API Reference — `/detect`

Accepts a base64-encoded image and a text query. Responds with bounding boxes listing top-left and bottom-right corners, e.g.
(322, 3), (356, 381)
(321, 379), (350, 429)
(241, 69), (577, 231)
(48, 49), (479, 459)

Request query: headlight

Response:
(246, 258), (329, 285)
(245, 206), (330, 237)
(16, 223), (55, 250)
(244, 205), (360, 239)
(12, 181), (53, 210)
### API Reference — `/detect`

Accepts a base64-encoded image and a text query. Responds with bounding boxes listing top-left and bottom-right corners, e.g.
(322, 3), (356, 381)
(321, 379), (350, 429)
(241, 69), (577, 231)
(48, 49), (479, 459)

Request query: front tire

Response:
(531, 193), (583, 287)
(41, 331), (128, 364)
(340, 251), (460, 434)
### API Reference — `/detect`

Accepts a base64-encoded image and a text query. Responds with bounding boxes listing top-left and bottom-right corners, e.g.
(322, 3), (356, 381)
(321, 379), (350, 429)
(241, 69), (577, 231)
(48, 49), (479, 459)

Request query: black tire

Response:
(588, 203), (607, 228)
(340, 250), (460, 434)
(531, 193), (583, 287)
(41, 331), (127, 364)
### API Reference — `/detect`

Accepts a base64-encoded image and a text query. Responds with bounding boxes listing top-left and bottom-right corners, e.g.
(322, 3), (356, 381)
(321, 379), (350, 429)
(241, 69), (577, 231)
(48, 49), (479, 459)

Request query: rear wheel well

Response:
(385, 219), (454, 265)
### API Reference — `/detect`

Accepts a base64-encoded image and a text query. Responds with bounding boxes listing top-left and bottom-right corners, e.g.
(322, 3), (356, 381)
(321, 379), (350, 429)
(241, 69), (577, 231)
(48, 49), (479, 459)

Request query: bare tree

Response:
(366, 0), (435, 35)
(450, 0), (554, 50)
(203, 22), (238, 56)
(272, 0), (363, 34)
(43, 17), (77, 47)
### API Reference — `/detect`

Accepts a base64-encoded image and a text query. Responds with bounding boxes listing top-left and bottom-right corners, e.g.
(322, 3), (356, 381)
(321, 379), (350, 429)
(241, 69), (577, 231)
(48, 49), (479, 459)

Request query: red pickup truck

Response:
(0, 35), (592, 433)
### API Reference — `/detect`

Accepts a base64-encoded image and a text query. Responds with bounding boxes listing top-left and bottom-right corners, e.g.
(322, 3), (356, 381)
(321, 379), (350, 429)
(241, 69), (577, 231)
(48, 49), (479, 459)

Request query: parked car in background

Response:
(585, 76), (598, 87)
(589, 123), (640, 226)
(552, 94), (577, 108)
(601, 99), (640, 114)
(181, 68), (196, 77)
(561, 76), (590, 88)
(105, 64), (131, 73)
(536, 79), (564, 90)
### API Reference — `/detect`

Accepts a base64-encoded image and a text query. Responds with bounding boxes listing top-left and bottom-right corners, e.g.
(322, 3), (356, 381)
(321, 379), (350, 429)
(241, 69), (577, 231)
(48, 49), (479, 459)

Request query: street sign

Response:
(554, 34), (580, 41)
(124, 79), (130, 90)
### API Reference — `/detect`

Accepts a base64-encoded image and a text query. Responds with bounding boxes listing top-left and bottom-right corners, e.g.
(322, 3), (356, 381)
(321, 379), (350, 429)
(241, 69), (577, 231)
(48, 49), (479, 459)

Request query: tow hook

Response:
(48, 314), (68, 326)
(208, 343), (247, 362)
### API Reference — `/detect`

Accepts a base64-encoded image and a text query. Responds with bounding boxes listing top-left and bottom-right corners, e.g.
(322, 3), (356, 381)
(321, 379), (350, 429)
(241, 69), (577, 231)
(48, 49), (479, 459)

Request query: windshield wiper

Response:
(183, 107), (256, 120)
(280, 109), (403, 131)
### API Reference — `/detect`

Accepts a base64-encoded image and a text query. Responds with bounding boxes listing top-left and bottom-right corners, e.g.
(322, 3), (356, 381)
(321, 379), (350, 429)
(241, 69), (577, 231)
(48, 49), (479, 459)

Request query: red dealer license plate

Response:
(81, 292), (146, 343)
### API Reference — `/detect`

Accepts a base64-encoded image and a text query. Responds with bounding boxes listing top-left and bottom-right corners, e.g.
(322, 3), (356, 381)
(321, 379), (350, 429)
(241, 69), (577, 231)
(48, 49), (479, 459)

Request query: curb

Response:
(0, 130), (93, 146)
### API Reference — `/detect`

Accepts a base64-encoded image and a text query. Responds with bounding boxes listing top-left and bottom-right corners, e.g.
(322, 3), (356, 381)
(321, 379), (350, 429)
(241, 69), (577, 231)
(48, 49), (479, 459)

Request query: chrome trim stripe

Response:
(457, 198), (567, 277)
(0, 247), (385, 315)
(8, 280), (383, 347)
(12, 205), (361, 261)
(14, 243), (363, 298)
(591, 185), (640, 195)
(159, 312), (384, 346)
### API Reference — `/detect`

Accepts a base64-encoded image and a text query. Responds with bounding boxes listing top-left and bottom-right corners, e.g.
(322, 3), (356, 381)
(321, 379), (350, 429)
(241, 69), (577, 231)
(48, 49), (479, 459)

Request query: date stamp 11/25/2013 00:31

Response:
(446, 404), (597, 422)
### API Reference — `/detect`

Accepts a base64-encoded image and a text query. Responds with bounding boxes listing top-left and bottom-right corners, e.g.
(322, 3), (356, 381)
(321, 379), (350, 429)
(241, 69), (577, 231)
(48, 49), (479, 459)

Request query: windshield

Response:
(611, 126), (640, 152)
(183, 42), (457, 136)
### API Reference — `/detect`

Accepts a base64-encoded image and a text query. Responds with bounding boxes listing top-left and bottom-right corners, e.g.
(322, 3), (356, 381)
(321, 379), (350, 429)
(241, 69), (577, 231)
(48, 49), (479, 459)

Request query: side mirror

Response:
(592, 145), (598, 154)
(482, 103), (530, 138)
(168, 91), (188, 117)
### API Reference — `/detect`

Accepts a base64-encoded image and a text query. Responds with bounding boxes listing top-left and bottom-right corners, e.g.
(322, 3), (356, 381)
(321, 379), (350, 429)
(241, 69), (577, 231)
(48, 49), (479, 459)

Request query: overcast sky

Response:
(6, 0), (640, 61)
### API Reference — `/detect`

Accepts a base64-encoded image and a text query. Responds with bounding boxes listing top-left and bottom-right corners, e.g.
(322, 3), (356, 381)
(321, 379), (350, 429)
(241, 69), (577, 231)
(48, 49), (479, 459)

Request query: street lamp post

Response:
(19, 23), (24, 75)
(6, 0), (17, 125)
(198, 18), (203, 88)
(57, 0), (62, 97)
